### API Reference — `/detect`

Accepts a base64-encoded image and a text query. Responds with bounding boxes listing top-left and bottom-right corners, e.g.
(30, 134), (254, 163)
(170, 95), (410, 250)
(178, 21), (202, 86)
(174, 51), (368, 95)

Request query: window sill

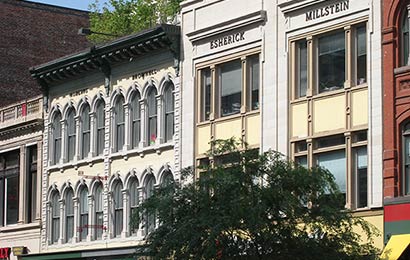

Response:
(110, 142), (174, 161)
(0, 222), (41, 233)
(394, 65), (410, 75)
(197, 110), (260, 126)
(48, 156), (105, 172)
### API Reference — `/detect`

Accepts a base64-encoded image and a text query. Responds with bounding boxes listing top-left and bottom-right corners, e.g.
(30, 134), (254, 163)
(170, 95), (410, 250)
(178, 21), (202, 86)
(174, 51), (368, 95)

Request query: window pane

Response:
(164, 84), (175, 142)
(403, 13), (409, 66)
(295, 156), (308, 168)
(53, 113), (62, 164)
(356, 26), (367, 85)
(65, 190), (74, 243)
(201, 68), (211, 121)
(96, 101), (105, 156)
(355, 147), (367, 208)
(115, 97), (125, 152)
(81, 106), (90, 159)
(28, 146), (37, 223)
(316, 150), (346, 195)
(6, 175), (19, 225)
(51, 192), (60, 244)
(220, 60), (242, 117)
(94, 185), (103, 240)
(80, 213), (88, 241)
(131, 93), (141, 148)
(249, 55), (260, 109)
(318, 31), (345, 93)
(297, 40), (308, 98)
(114, 209), (123, 237)
(147, 88), (157, 146)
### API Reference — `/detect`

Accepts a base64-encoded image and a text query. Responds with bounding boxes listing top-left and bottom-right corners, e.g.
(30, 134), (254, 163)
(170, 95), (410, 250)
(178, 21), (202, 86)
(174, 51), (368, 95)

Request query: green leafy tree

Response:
(138, 139), (380, 260)
(88, 0), (182, 43)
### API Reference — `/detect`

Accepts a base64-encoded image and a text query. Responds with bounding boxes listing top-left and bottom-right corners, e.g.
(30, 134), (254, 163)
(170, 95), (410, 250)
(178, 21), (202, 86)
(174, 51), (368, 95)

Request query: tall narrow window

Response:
(403, 122), (410, 195)
(79, 187), (89, 241)
(296, 40), (308, 98)
(0, 152), (19, 226)
(403, 11), (409, 66)
(356, 25), (367, 85)
(129, 178), (139, 235)
(67, 109), (76, 162)
(114, 96), (125, 152)
(113, 181), (123, 237)
(65, 189), (74, 243)
(50, 191), (60, 244)
(94, 184), (103, 240)
(248, 55), (260, 110)
(27, 146), (37, 223)
(81, 105), (90, 159)
(219, 59), (242, 117)
(318, 31), (345, 93)
(164, 83), (175, 142)
(52, 112), (62, 165)
(96, 101), (105, 156)
(145, 176), (155, 233)
(147, 88), (157, 146)
(131, 93), (141, 149)
(354, 147), (367, 208)
(200, 68), (211, 121)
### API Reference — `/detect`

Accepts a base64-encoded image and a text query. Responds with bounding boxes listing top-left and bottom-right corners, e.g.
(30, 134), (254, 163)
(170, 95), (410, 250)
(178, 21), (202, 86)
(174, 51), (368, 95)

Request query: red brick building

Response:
(0, 0), (91, 106)
(382, 0), (410, 256)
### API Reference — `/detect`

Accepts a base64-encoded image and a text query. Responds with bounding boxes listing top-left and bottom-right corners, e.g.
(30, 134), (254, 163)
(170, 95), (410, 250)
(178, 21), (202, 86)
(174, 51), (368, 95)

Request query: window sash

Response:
(219, 59), (242, 117)
(6, 175), (19, 225)
(201, 68), (212, 121)
(95, 211), (103, 240)
(52, 217), (60, 244)
(297, 40), (308, 98)
(96, 102), (105, 156)
(114, 209), (123, 237)
(79, 213), (88, 241)
(66, 215), (74, 243)
(316, 150), (346, 194)
(355, 147), (368, 208)
(248, 55), (260, 110)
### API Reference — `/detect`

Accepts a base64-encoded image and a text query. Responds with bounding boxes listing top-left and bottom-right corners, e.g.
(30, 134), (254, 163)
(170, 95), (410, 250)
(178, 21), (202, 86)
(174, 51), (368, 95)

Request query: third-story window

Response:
(66, 109), (76, 162)
(27, 146), (37, 223)
(81, 105), (90, 159)
(0, 152), (19, 226)
(114, 96), (125, 152)
(296, 40), (308, 98)
(198, 53), (260, 122)
(131, 92), (141, 149)
(403, 122), (410, 195)
(52, 112), (62, 165)
(147, 88), (157, 146)
(113, 181), (123, 237)
(164, 83), (174, 142)
(96, 101), (105, 156)
(79, 187), (88, 241)
(65, 189), (74, 243)
(94, 184), (103, 240)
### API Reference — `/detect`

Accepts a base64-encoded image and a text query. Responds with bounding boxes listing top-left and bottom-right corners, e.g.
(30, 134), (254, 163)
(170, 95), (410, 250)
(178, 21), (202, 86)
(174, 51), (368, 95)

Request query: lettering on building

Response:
(132, 69), (158, 80)
(69, 89), (88, 97)
(210, 32), (245, 49)
(0, 248), (10, 259)
(305, 0), (349, 21)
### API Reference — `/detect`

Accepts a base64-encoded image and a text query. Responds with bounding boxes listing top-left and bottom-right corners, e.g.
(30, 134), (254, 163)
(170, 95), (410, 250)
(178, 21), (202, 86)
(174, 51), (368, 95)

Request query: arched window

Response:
(81, 105), (90, 159)
(131, 92), (141, 149)
(94, 183), (103, 240)
(145, 175), (155, 233)
(50, 191), (60, 244)
(66, 109), (76, 162)
(161, 171), (174, 187)
(163, 83), (174, 142)
(96, 100), (105, 156)
(79, 186), (89, 241)
(129, 178), (139, 234)
(403, 122), (410, 195)
(114, 96), (125, 152)
(51, 112), (62, 165)
(65, 189), (74, 243)
(402, 10), (409, 66)
(113, 181), (123, 237)
(147, 88), (157, 146)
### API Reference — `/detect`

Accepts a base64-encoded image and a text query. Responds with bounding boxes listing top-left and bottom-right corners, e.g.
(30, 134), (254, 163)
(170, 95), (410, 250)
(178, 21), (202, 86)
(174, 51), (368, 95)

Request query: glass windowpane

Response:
(219, 60), (242, 117)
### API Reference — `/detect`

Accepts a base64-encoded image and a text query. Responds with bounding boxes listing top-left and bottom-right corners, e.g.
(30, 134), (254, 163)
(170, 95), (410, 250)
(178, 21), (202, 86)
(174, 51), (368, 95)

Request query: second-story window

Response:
(147, 87), (157, 146)
(79, 187), (88, 241)
(145, 175), (155, 233)
(65, 189), (74, 243)
(164, 83), (174, 142)
(52, 112), (62, 165)
(81, 105), (90, 159)
(96, 100), (105, 156)
(0, 152), (19, 226)
(403, 122), (410, 195)
(50, 191), (60, 244)
(113, 181), (123, 237)
(131, 92), (141, 149)
(129, 178), (139, 235)
(114, 96), (125, 152)
(66, 109), (76, 162)
(94, 184), (103, 240)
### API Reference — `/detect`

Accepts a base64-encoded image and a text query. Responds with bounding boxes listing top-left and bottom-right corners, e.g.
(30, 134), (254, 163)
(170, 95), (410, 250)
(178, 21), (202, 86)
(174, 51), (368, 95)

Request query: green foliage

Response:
(88, 0), (182, 43)
(138, 138), (380, 260)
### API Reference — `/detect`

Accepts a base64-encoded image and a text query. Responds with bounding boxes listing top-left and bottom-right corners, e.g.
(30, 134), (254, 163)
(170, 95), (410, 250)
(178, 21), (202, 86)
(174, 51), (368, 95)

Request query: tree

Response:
(138, 139), (380, 260)
(88, 0), (182, 43)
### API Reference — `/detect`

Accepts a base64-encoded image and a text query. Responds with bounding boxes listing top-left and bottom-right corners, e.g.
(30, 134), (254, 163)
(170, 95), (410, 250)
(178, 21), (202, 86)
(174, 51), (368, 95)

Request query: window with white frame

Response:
(50, 191), (60, 244)
(163, 83), (174, 142)
(114, 96), (125, 152)
(66, 109), (76, 162)
(198, 53), (260, 122)
(96, 100), (105, 156)
(130, 92), (141, 149)
(94, 183), (103, 240)
(129, 178), (139, 235)
(292, 23), (367, 99)
(51, 112), (62, 165)
(147, 87), (157, 146)
(112, 181), (123, 237)
(145, 175), (155, 233)
(79, 186), (88, 241)
(81, 105), (90, 159)
(65, 189), (74, 243)
(0, 151), (19, 226)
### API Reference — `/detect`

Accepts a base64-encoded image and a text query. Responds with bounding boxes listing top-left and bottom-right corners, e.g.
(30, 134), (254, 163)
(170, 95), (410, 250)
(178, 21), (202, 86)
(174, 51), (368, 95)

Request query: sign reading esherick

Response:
(305, 0), (349, 21)
(210, 32), (245, 49)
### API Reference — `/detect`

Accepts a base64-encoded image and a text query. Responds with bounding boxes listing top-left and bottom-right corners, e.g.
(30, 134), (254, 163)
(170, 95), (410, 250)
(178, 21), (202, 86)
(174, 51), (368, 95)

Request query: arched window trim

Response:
(131, 92), (141, 149)
(95, 100), (105, 156)
(113, 95), (125, 153)
(147, 87), (158, 146)
(66, 108), (76, 162)
(163, 83), (175, 143)
(51, 112), (62, 165)
(80, 104), (91, 160)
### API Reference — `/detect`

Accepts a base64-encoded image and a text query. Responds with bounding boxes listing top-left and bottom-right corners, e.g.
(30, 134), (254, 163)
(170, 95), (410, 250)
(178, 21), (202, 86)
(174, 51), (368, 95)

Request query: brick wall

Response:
(0, 0), (91, 106)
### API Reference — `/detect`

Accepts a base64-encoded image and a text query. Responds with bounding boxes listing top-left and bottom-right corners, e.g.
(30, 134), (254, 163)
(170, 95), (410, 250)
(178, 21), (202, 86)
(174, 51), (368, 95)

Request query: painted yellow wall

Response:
(351, 89), (368, 127)
(354, 213), (384, 250)
(313, 94), (346, 133)
(197, 124), (211, 155)
(291, 102), (308, 138)
(214, 118), (242, 140)
(246, 114), (260, 146)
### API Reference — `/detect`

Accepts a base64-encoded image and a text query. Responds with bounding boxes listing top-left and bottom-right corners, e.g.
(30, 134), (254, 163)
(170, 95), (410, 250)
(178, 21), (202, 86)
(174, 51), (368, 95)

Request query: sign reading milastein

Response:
(305, 0), (349, 21)
(210, 32), (245, 49)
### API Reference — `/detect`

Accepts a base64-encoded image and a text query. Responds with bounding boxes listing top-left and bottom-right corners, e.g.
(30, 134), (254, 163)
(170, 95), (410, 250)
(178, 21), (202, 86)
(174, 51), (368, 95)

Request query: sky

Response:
(27, 0), (111, 11)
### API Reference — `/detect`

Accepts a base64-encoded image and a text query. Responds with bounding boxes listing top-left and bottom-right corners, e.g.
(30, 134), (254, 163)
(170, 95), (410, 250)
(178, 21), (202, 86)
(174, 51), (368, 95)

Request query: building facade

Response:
(27, 25), (180, 260)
